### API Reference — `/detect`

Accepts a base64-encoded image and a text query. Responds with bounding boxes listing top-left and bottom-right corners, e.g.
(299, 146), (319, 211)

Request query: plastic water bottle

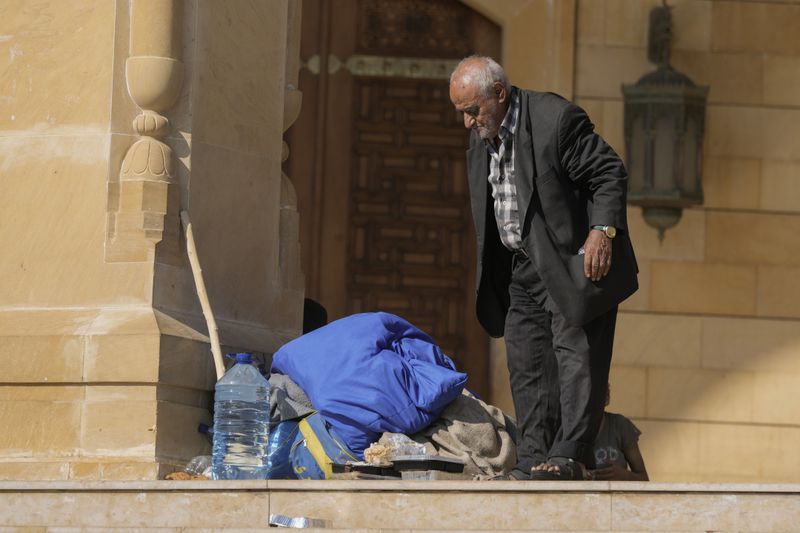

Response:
(211, 352), (271, 480)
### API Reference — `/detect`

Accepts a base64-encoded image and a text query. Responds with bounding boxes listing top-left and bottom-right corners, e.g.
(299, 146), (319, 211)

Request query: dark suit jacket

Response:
(467, 89), (638, 337)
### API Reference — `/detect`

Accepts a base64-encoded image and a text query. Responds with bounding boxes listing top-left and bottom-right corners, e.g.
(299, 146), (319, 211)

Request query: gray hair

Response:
(450, 55), (510, 97)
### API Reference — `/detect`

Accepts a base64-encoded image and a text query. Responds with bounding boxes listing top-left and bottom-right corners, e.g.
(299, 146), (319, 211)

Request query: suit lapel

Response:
(514, 92), (535, 237)
(467, 140), (488, 250)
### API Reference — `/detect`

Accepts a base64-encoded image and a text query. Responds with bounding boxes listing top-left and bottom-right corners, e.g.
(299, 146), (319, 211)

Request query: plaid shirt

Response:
(486, 87), (522, 251)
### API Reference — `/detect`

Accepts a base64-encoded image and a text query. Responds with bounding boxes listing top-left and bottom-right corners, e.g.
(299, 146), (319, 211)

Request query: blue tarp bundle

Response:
(270, 312), (468, 457)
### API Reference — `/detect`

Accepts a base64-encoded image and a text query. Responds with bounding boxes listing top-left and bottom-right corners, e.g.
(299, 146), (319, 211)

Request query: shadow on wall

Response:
(616, 315), (800, 483)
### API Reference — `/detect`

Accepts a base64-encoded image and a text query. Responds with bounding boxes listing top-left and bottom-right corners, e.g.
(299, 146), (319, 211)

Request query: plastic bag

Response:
(185, 455), (212, 478)
(380, 433), (427, 460)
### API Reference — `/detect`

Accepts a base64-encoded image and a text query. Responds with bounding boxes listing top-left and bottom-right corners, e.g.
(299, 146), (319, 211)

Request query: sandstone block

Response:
(696, 423), (763, 482)
(0, 136), (151, 307)
(623, 419), (700, 481)
(627, 207), (705, 262)
(0, 1), (115, 130)
(69, 462), (103, 481)
(192, 2), (287, 155)
(671, 0), (712, 52)
(158, 336), (216, 390)
(576, 0), (604, 45)
(601, 99), (625, 157)
(702, 316), (800, 373)
(0, 385), (83, 402)
(651, 261), (756, 316)
(711, 1), (793, 53)
(705, 105), (763, 159)
(618, 259), (649, 311)
(0, 461), (69, 481)
(607, 365), (647, 418)
(575, 45), (650, 99)
(672, 50), (763, 105)
(646, 367), (753, 423)
(614, 313), (702, 368)
(613, 491), (800, 531)
(84, 334), (160, 382)
(603, 0), (653, 47)
(102, 461), (161, 481)
(756, 266), (800, 319)
(0, 401), (81, 457)
(706, 211), (800, 267)
(764, 55), (800, 107)
(80, 398), (156, 457)
(0, 336), (84, 383)
(702, 156), (760, 210)
(155, 401), (212, 462)
(760, 160), (800, 213)
(752, 371), (800, 426)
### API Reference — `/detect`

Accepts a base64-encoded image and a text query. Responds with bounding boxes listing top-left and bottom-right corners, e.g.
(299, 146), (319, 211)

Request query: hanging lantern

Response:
(622, 1), (709, 241)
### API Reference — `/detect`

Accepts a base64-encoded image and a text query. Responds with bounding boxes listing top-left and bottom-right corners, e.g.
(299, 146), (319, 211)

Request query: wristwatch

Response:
(592, 225), (617, 239)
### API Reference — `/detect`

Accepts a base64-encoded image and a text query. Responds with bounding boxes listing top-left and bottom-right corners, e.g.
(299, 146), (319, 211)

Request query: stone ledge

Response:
(1, 481), (799, 531)
(2, 479), (799, 493)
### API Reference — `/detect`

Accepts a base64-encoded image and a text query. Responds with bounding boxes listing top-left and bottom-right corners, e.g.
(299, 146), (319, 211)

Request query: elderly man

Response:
(449, 56), (638, 480)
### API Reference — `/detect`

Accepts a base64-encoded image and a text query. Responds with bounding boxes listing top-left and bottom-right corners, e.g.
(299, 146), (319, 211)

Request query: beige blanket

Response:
(382, 391), (517, 478)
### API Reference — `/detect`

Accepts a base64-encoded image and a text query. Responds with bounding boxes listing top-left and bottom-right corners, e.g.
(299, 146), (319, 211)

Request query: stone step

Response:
(1, 480), (799, 531)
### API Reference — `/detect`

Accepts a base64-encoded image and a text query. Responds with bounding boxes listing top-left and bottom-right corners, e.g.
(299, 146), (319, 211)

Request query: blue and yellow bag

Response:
(266, 420), (300, 479)
(290, 412), (359, 479)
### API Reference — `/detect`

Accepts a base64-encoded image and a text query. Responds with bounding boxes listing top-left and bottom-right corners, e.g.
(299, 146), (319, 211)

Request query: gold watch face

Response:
(605, 225), (617, 239)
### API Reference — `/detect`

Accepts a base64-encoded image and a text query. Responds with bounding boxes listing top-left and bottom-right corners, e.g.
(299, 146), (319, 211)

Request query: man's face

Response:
(450, 79), (506, 140)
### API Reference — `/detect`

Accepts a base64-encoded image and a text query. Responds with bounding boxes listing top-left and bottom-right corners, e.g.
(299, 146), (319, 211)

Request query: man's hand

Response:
(583, 230), (612, 282)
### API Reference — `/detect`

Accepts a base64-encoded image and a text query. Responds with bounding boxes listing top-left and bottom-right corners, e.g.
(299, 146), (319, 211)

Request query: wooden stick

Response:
(180, 210), (225, 380)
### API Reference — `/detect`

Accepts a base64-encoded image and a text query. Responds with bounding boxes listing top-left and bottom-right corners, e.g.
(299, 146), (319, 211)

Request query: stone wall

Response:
(575, 0), (800, 482)
(472, 0), (800, 482)
(0, 0), (303, 480)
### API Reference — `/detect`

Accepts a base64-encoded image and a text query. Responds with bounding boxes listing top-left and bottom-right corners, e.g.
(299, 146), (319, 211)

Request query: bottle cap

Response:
(234, 352), (253, 364)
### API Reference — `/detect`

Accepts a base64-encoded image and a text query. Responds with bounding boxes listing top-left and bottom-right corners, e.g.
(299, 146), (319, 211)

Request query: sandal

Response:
(529, 458), (585, 481)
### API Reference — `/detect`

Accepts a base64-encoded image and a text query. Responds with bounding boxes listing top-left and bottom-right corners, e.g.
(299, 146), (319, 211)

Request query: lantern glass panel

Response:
(629, 114), (646, 192)
(680, 118), (698, 193)
(653, 116), (676, 192)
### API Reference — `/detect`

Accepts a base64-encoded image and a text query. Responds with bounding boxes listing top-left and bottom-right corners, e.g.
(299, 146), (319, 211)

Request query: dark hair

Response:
(303, 298), (328, 334)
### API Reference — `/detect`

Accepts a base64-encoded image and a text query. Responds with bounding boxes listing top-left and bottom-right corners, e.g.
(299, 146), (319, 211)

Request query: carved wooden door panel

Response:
(286, 0), (500, 396)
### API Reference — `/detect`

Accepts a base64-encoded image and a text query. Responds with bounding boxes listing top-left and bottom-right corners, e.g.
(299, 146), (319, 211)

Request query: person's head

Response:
(449, 56), (511, 140)
(302, 298), (328, 334)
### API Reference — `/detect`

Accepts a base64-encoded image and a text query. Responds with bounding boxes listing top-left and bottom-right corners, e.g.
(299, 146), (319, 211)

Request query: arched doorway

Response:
(286, 0), (501, 397)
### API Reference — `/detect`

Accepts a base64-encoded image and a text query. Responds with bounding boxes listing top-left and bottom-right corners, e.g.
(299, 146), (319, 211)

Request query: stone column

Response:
(0, 0), (303, 480)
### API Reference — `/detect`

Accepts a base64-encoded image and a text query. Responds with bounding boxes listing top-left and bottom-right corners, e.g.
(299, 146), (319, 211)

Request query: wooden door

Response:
(286, 0), (500, 397)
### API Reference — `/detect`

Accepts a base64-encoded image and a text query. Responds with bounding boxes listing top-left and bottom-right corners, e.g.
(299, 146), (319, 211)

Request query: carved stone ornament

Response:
(106, 1), (183, 262)
(120, 138), (175, 182)
(279, 0), (304, 293)
(132, 111), (171, 137)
